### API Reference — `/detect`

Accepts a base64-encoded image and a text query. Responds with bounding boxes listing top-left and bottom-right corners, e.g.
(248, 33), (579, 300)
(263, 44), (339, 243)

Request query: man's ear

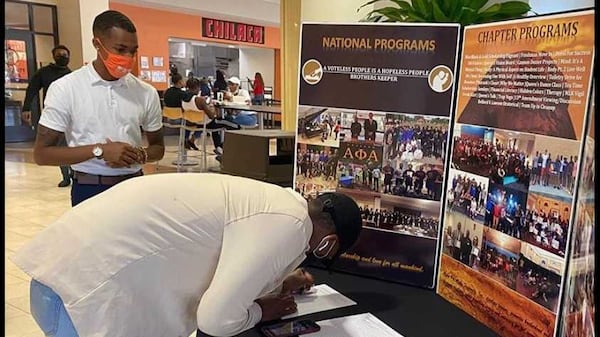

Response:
(92, 37), (99, 49)
(321, 234), (339, 258)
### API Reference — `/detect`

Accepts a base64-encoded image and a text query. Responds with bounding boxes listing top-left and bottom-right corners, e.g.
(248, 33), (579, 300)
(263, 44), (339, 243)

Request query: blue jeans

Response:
(30, 279), (79, 337)
(230, 113), (257, 127)
(252, 94), (264, 105)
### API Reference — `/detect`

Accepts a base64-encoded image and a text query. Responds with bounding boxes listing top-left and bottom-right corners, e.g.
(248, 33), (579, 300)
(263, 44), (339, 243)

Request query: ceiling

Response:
(111, 0), (280, 26)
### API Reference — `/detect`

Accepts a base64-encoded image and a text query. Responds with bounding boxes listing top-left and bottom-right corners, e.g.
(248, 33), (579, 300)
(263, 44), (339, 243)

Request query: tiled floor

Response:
(4, 136), (219, 336)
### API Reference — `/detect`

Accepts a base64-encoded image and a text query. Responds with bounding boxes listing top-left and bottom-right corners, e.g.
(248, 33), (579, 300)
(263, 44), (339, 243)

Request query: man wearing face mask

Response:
(22, 45), (72, 187)
(33, 10), (164, 206)
(11, 173), (363, 337)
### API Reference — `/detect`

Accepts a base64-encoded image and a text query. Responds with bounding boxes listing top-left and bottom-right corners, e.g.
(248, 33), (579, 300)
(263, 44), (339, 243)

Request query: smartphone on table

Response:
(260, 319), (321, 337)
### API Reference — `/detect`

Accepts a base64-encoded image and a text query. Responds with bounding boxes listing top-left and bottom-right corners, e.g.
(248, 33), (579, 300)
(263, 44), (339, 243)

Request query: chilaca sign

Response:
(202, 18), (265, 44)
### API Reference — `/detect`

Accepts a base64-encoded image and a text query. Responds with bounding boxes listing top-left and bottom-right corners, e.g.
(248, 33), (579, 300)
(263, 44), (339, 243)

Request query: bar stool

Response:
(184, 110), (224, 171)
(161, 107), (200, 171)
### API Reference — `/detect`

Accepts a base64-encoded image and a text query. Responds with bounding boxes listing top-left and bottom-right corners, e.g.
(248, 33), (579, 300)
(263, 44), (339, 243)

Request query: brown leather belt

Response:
(73, 171), (143, 186)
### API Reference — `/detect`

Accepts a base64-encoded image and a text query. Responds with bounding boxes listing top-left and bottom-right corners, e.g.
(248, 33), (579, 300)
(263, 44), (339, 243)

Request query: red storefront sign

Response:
(202, 18), (264, 44)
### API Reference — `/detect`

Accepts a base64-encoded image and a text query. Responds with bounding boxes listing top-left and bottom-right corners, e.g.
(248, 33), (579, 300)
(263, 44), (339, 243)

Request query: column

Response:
(280, 0), (301, 131)
(57, 0), (109, 68)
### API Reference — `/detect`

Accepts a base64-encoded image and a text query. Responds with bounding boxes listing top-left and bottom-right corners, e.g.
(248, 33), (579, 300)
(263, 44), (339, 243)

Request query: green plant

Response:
(358, 0), (534, 25)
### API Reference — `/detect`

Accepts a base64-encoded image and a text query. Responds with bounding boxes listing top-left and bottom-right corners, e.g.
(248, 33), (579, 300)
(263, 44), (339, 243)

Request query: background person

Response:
(32, 10), (164, 206)
(224, 76), (257, 127)
(182, 77), (241, 160)
(163, 73), (201, 150)
(213, 69), (228, 95)
(248, 72), (265, 105)
(11, 173), (362, 337)
(22, 45), (72, 187)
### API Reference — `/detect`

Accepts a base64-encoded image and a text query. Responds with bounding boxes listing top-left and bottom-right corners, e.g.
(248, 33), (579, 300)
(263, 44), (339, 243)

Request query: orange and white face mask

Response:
(95, 39), (135, 79)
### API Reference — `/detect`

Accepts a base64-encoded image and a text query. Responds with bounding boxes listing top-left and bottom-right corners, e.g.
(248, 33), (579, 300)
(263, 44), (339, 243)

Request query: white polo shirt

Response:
(11, 173), (313, 337)
(39, 63), (163, 176)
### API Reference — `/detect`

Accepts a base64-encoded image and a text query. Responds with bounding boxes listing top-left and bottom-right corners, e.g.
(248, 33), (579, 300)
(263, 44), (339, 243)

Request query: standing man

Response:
(32, 10), (164, 206)
(363, 112), (378, 142)
(22, 45), (72, 187)
(350, 115), (362, 140)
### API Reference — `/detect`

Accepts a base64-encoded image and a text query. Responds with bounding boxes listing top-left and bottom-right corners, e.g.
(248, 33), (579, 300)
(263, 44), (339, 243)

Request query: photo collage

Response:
(295, 106), (450, 241)
(443, 123), (583, 314)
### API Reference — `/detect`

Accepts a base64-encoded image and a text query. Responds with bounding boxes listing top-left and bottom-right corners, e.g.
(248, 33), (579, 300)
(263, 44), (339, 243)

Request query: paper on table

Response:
(305, 313), (404, 337)
(281, 284), (356, 319)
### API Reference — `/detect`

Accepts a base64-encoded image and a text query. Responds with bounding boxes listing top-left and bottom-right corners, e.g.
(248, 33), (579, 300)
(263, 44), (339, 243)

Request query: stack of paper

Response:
(306, 313), (404, 337)
(282, 284), (357, 319)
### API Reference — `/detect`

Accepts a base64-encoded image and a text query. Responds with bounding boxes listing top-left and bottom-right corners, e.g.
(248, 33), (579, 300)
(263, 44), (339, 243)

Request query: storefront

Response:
(5, 0), (59, 142)
(109, 2), (281, 99)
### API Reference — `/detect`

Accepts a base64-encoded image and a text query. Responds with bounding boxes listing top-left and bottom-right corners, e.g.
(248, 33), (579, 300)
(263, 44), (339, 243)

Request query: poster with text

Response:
(295, 22), (460, 288)
(437, 10), (594, 337)
(5, 40), (28, 83)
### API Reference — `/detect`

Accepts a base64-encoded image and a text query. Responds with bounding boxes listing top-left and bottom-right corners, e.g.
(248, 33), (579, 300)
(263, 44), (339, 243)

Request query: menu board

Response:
(295, 22), (460, 287)
(436, 10), (594, 337)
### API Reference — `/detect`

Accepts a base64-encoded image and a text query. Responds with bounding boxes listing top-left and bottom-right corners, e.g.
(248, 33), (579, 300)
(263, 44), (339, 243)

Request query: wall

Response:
(56, 0), (109, 68)
(302, 0), (371, 22)
(239, 47), (275, 93)
(57, 0), (83, 67)
(529, 0), (594, 14)
(79, 0), (109, 63)
(109, 2), (280, 90)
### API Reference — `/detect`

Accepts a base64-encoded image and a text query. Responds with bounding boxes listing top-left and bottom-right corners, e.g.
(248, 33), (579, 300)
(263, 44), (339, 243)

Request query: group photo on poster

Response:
(443, 212), (521, 290)
(451, 124), (534, 193)
(446, 168), (489, 223)
(516, 243), (564, 312)
(297, 106), (342, 147)
(295, 143), (339, 199)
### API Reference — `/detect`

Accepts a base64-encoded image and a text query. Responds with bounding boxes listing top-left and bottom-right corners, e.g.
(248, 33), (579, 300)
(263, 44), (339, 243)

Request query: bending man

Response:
(11, 173), (362, 337)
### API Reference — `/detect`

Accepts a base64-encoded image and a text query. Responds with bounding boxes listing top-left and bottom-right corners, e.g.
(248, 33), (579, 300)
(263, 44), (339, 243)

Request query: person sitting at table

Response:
(163, 73), (201, 150)
(200, 77), (212, 97)
(182, 78), (241, 159)
(223, 76), (257, 127)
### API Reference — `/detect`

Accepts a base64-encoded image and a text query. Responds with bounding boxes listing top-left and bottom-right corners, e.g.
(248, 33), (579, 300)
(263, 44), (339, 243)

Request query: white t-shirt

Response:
(11, 173), (313, 337)
(181, 95), (211, 124)
(232, 89), (256, 115)
(39, 63), (163, 176)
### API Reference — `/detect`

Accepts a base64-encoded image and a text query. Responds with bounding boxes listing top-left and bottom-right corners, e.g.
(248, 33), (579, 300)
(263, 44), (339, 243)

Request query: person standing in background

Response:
(249, 72), (265, 105)
(350, 115), (362, 140)
(22, 45), (72, 187)
(363, 112), (378, 142)
(213, 69), (228, 95)
(32, 10), (164, 206)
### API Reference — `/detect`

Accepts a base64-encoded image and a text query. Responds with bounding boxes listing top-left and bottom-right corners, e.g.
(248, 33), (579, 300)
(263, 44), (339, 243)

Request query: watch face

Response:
(93, 146), (103, 157)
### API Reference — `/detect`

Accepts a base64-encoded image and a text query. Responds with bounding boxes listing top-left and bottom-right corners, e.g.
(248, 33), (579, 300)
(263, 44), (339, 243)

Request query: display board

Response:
(558, 86), (594, 337)
(436, 10), (595, 337)
(294, 22), (460, 287)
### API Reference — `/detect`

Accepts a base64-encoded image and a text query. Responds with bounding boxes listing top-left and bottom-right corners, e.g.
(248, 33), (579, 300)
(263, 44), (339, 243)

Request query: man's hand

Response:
(256, 294), (297, 322)
(22, 111), (32, 125)
(103, 138), (140, 168)
(281, 268), (314, 295)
